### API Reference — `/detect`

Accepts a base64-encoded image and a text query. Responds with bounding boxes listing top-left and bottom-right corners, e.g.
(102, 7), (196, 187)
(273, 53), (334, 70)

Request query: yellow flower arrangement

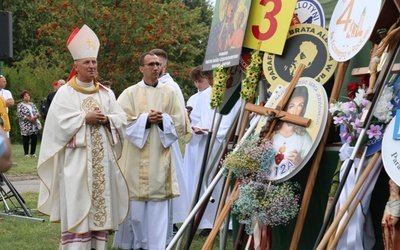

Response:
(210, 65), (229, 109)
(240, 50), (264, 101)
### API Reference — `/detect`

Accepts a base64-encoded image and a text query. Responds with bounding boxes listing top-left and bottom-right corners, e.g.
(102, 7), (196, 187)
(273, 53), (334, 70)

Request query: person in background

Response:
(0, 92), (11, 142)
(16, 90), (40, 158)
(0, 75), (11, 136)
(101, 80), (112, 89)
(101, 80), (116, 99)
(42, 79), (66, 120)
(149, 48), (185, 105)
(0, 75), (14, 127)
(47, 79), (66, 107)
(0, 124), (12, 173)
(183, 65), (240, 235)
(183, 65), (214, 204)
(149, 48), (189, 233)
(37, 24), (129, 250)
(113, 52), (192, 250)
(0, 75), (14, 185)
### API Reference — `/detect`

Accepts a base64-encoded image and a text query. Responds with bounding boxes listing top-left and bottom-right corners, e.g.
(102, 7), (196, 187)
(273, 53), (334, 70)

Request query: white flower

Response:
(329, 102), (341, 114)
(354, 88), (366, 105)
(373, 85), (394, 123)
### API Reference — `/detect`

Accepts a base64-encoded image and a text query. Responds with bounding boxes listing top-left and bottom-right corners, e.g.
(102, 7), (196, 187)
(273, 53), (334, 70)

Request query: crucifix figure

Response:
(247, 63), (312, 167)
(365, 17), (400, 97)
(246, 86), (312, 172)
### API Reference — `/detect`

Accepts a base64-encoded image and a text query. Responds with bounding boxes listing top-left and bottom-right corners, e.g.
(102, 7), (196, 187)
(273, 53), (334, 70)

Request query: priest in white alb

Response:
(113, 52), (192, 250)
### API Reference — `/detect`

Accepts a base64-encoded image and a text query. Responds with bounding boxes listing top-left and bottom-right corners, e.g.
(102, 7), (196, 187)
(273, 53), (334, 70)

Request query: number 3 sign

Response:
(243, 0), (297, 55)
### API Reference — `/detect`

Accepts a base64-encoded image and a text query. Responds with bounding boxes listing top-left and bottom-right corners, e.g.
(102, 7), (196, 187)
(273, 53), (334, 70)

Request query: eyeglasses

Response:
(143, 62), (162, 67)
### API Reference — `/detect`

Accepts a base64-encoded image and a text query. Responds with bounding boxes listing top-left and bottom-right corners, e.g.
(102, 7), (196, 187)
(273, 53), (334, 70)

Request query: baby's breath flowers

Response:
(222, 136), (275, 178)
(210, 66), (229, 109)
(223, 133), (299, 235)
(232, 177), (301, 234)
(240, 50), (264, 101)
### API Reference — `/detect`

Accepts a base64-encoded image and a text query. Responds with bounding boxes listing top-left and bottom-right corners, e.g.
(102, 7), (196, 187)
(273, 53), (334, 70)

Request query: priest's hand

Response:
(86, 108), (107, 125)
(192, 126), (205, 134)
(148, 109), (163, 124)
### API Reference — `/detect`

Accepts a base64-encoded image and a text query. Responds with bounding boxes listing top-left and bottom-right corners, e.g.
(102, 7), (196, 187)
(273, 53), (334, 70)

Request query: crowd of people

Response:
(1, 18), (398, 250)
(9, 24), (241, 250)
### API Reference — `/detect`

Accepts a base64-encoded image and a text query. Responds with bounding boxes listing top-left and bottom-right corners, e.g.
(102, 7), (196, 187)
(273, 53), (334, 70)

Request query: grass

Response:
(1, 143), (233, 249)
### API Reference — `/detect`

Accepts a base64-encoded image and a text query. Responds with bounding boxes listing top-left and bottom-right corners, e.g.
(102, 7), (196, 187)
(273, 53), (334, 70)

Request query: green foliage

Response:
(0, 0), (213, 99)
(0, 192), (61, 250)
(0, 0), (214, 140)
(0, 192), (231, 249)
(8, 143), (40, 177)
(2, 52), (66, 142)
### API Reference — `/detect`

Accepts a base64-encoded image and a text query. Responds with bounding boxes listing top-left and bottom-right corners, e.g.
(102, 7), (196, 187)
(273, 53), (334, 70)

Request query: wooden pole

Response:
(314, 33), (400, 249)
(203, 64), (306, 249)
(289, 60), (349, 249)
(202, 181), (240, 250)
(326, 152), (382, 250)
(316, 152), (381, 250)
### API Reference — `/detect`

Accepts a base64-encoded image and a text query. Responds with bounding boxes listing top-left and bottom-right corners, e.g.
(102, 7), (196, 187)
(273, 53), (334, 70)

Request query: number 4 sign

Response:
(328, 0), (382, 62)
(243, 0), (297, 55)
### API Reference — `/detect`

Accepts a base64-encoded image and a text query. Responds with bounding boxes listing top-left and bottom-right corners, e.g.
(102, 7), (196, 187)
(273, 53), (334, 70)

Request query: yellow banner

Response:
(243, 0), (297, 55)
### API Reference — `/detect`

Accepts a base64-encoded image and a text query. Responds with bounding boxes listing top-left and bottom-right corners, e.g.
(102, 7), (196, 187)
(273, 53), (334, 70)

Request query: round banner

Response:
(382, 116), (400, 186)
(263, 24), (337, 92)
(328, 0), (382, 62)
(295, 0), (325, 27)
(254, 77), (328, 181)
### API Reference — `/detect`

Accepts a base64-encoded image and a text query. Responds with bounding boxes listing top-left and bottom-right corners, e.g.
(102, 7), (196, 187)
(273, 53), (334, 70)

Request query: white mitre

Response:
(67, 24), (100, 60)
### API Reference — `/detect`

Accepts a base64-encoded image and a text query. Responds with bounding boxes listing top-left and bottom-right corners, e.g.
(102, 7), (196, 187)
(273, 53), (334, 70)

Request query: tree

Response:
(1, 0), (213, 98)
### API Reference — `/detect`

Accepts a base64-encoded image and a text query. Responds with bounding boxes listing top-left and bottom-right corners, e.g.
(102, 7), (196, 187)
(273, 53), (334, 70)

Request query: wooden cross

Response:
(245, 63), (311, 140)
(202, 63), (311, 249)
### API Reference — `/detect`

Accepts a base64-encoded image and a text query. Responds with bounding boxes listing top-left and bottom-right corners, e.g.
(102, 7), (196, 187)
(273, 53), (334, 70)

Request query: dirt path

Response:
(1, 177), (40, 194)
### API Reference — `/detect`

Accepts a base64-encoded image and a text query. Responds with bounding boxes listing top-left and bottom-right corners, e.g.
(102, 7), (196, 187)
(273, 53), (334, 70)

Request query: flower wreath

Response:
(223, 135), (301, 234)
(232, 175), (301, 234)
(240, 50), (264, 101)
(329, 84), (394, 147)
(210, 65), (229, 109)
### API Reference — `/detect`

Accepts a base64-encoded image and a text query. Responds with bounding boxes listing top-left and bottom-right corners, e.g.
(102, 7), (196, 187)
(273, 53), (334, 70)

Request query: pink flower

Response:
(333, 116), (345, 125)
(351, 118), (362, 134)
(367, 124), (382, 139)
